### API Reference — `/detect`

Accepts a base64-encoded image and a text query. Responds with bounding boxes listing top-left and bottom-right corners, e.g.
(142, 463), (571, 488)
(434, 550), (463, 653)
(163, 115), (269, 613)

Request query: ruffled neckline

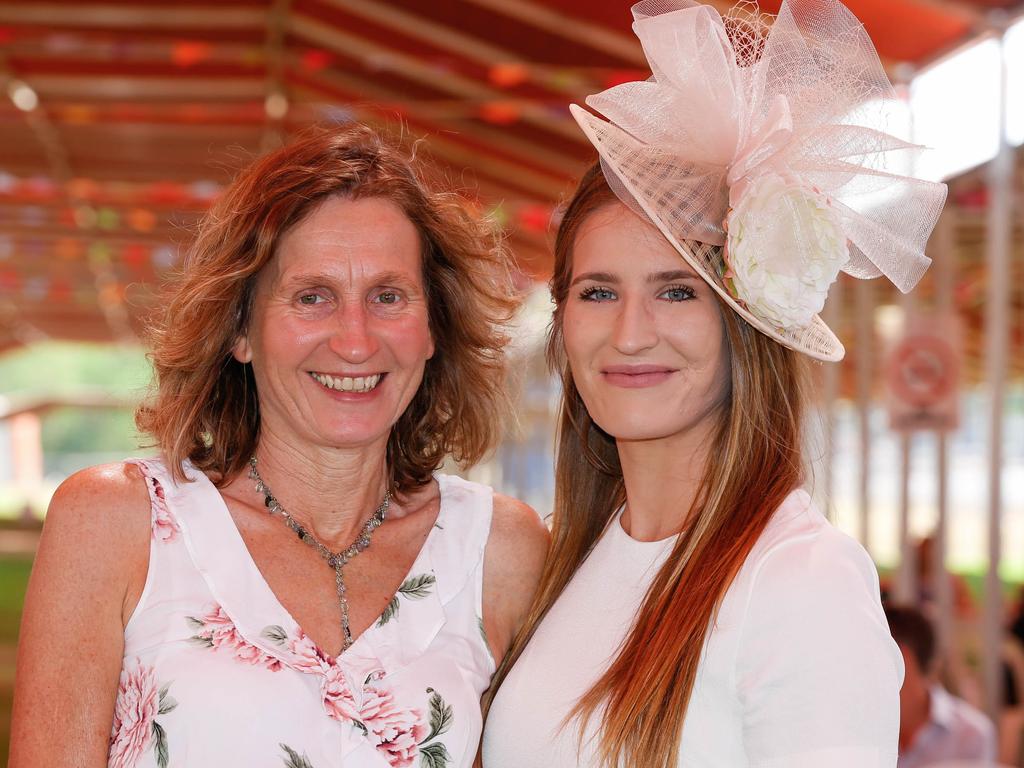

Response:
(166, 461), (452, 686)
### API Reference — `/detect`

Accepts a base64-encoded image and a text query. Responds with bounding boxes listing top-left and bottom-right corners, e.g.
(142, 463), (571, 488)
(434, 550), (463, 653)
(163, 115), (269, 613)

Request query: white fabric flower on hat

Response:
(725, 173), (848, 330)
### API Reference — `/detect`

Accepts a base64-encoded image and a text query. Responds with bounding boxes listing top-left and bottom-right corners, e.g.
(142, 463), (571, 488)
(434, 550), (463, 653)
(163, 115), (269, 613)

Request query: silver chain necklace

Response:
(248, 456), (391, 653)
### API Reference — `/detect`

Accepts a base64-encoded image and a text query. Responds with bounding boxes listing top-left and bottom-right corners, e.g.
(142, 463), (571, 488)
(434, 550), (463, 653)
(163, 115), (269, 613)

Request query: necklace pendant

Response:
(248, 456), (391, 656)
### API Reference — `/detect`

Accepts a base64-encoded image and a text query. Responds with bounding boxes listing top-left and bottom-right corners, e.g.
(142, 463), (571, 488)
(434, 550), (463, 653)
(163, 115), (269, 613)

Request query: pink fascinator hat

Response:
(570, 0), (948, 361)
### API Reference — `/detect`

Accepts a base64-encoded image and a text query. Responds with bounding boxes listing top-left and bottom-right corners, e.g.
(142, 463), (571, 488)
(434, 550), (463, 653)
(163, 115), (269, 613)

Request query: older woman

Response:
(11, 126), (547, 768)
(483, 1), (946, 766)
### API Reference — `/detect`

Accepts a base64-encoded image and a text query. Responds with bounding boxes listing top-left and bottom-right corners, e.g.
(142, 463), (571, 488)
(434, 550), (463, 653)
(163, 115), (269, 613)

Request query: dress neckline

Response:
(172, 462), (450, 674)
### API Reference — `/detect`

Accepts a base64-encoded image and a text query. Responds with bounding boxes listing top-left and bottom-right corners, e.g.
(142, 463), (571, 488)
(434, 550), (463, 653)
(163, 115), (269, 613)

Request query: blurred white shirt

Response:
(898, 685), (996, 768)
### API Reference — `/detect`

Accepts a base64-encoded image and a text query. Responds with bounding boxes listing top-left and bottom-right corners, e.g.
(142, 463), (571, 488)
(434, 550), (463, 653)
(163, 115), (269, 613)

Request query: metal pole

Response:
(982, 18), (1012, 724)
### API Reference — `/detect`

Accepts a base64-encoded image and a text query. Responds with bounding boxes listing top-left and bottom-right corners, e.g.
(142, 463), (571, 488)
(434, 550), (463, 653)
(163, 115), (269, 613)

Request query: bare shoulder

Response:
(46, 461), (152, 539)
(40, 461), (154, 597)
(52, 460), (150, 503)
(482, 494), (549, 659)
(488, 493), (549, 565)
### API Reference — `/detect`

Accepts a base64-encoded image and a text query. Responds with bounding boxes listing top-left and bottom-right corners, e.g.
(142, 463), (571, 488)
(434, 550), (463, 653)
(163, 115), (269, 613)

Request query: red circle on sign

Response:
(887, 334), (957, 408)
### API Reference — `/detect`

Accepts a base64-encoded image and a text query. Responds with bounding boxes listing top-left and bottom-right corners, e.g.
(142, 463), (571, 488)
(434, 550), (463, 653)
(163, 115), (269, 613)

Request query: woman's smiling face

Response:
(233, 195), (434, 451)
(561, 202), (729, 444)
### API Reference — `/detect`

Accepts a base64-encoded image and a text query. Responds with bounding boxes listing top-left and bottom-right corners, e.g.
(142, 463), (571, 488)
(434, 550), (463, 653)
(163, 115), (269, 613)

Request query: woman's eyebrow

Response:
(647, 269), (699, 283)
(277, 269), (419, 289)
(278, 272), (331, 288)
(570, 271), (618, 286)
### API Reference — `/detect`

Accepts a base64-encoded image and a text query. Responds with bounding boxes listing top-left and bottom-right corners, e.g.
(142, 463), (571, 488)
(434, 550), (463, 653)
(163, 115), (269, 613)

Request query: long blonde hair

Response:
(486, 164), (810, 768)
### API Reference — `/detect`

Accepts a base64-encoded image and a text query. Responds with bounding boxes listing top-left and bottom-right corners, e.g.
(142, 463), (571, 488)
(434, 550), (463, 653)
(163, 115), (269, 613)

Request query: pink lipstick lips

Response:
(601, 364), (676, 388)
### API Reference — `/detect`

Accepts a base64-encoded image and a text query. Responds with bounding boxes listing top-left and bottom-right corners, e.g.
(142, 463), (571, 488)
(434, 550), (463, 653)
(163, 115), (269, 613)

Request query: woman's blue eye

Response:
(580, 286), (616, 301)
(661, 285), (695, 302)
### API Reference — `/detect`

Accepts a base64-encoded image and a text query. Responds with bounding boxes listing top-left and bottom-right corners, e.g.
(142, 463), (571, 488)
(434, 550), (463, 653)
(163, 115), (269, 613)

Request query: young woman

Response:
(483, 1), (946, 766)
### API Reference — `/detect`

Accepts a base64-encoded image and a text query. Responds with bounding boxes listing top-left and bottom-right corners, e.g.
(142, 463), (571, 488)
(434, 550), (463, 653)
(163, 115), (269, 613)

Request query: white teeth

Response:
(311, 372), (381, 393)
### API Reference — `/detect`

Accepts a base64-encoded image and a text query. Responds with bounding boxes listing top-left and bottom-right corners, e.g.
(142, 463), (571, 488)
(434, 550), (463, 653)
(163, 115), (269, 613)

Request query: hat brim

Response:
(570, 104), (845, 363)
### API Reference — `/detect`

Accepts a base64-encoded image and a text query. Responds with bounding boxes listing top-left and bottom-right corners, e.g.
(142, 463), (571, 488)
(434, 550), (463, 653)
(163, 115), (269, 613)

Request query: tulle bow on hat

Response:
(570, 0), (947, 361)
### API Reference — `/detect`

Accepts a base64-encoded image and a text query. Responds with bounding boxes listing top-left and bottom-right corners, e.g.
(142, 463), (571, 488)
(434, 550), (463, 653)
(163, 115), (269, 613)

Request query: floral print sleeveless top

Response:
(109, 459), (496, 768)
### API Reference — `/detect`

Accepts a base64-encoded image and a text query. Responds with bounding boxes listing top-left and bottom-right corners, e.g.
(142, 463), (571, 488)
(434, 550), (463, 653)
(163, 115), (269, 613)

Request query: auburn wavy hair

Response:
(136, 125), (518, 490)
(485, 163), (810, 768)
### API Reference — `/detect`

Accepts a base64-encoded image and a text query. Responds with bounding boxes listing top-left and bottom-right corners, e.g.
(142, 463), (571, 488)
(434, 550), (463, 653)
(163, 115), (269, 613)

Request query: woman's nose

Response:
(611, 297), (658, 355)
(328, 303), (380, 362)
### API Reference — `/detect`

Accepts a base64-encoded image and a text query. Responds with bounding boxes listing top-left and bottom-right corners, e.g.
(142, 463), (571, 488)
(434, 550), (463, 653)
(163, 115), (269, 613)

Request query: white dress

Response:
(483, 489), (903, 768)
(109, 458), (495, 768)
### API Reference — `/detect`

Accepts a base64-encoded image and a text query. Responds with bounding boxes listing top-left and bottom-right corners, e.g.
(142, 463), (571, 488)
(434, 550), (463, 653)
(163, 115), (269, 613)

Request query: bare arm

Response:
(481, 494), (549, 663)
(10, 463), (152, 768)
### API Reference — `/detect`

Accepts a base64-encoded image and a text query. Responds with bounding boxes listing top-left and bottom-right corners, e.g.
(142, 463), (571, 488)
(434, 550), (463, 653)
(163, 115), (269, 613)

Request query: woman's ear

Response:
(232, 334), (253, 364)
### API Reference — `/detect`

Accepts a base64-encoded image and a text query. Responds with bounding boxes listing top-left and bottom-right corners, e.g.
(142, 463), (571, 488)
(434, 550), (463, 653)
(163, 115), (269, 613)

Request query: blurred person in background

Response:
(1009, 585), (1024, 651)
(482, 0), (946, 764)
(886, 605), (997, 768)
(915, 535), (977, 621)
(10, 126), (547, 768)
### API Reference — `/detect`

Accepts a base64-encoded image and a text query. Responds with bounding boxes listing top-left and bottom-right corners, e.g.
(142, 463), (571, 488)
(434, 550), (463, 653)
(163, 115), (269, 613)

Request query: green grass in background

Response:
(0, 557), (33, 645)
(0, 555), (34, 766)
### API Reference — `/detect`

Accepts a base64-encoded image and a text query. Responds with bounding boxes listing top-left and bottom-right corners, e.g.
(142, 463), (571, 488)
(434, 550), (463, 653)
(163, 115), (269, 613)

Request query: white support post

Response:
(855, 279), (875, 551)
(896, 286), (918, 604)
(933, 205), (957, 657)
(821, 278), (843, 517)
(982, 19), (1012, 724)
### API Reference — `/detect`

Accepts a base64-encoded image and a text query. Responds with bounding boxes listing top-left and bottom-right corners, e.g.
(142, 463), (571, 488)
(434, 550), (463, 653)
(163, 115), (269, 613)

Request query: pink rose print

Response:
(187, 604), (282, 672)
(144, 471), (180, 543)
(320, 664), (360, 723)
(360, 686), (427, 768)
(248, 621), (455, 767)
(109, 663), (159, 767)
(109, 660), (177, 768)
(286, 627), (331, 674)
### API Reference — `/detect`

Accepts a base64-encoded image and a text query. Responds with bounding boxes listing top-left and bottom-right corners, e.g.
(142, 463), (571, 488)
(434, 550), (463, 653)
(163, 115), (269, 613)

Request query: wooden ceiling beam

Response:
(24, 75), (265, 101)
(286, 55), (583, 178)
(0, 4), (265, 29)
(316, 0), (587, 98)
(53, 122), (265, 141)
(263, 0), (291, 151)
(459, 0), (645, 66)
(289, 80), (569, 200)
(0, 63), (136, 342)
(0, 222), (189, 241)
(287, 11), (587, 144)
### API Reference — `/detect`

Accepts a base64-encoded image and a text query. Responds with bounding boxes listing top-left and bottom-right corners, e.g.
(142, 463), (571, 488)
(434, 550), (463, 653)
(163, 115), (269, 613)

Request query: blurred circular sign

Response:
(886, 322), (960, 431)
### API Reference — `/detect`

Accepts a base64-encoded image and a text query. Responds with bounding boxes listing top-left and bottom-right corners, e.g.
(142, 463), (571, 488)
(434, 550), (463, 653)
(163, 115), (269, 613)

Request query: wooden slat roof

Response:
(0, 0), (1020, 385)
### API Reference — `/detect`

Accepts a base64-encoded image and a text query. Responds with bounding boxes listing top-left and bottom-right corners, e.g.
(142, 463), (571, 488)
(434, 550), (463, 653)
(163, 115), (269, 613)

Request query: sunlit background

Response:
(0, 0), (1023, 763)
